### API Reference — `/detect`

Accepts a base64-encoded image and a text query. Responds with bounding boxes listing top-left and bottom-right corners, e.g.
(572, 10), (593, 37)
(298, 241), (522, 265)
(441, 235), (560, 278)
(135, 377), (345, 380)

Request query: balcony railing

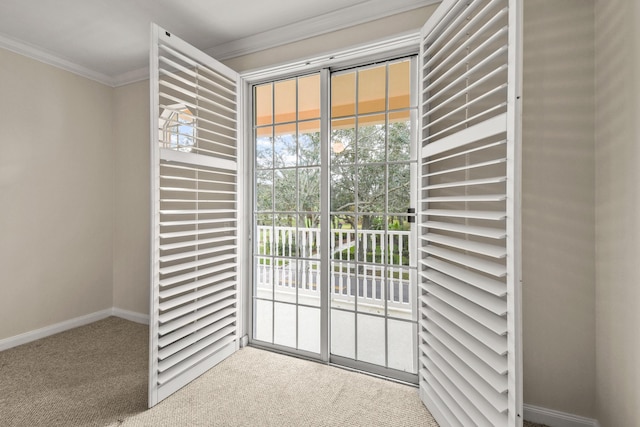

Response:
(255, 226), (413, 315)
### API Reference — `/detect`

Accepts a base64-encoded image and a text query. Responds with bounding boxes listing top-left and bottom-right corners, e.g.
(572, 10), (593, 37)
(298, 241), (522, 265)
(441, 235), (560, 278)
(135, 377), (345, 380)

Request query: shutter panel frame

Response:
(149, 23), (244, 407)
(417, 1), (523, 426)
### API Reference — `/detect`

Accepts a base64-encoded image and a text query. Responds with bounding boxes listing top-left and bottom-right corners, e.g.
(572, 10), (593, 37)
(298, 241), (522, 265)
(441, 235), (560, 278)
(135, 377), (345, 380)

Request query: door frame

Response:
(241, 39), (422, 377)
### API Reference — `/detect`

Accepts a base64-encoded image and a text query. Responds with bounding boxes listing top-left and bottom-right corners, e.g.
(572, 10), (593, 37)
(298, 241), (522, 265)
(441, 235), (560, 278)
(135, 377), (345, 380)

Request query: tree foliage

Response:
(255, 119), (412, 233)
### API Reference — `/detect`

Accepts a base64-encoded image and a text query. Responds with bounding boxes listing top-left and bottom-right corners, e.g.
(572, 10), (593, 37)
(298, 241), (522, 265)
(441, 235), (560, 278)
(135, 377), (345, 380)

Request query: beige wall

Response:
(112, 81), (150, 314)
(594, 0), (640, 425)
(522, 0), (597, 418)
(0, 48), (114, 340)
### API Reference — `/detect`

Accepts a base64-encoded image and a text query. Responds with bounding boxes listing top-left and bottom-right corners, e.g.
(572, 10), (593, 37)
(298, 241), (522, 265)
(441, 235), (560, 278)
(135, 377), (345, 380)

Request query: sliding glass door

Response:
(251, 58), (418, 382)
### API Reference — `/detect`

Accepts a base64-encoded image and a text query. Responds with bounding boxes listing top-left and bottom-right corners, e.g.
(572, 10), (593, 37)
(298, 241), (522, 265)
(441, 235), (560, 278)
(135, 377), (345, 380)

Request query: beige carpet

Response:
(0, 317), (548, 427)
(115, 345), (437, 427)
(0, 317), (148, 426)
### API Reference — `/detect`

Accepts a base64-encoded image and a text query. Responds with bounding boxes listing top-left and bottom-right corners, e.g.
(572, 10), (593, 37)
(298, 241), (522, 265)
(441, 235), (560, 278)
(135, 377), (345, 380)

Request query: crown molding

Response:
(205, 0), (438, 61)
(1, 0), (439, 87)
(112, 66), (149, 87)
(0, 31), (115, 87)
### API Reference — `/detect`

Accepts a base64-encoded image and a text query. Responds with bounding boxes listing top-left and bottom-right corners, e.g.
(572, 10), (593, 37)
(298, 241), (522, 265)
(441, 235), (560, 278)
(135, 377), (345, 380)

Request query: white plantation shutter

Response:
(149, 24), (243, 407)
(417, 1), (522, 426)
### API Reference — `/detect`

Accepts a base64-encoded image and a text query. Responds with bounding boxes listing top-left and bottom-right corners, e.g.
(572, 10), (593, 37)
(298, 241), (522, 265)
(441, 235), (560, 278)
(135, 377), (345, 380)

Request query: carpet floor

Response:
(0, 317), (548, 427)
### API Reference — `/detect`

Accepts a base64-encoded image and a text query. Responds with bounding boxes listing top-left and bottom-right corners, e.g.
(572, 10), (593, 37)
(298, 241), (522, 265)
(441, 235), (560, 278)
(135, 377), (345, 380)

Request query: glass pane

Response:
(388, 163), (410, 214)
(254, 299), (273, 343)
(357, 314), (385, 365)
(330, 261), (356, 311)
(255, 83), (273, 126)
(387, 267), (412, 321)
(298, 74), (320, 120)
(254, 257), (272, 300)
(273, 224), (296, 257)
(386, 223), (410, 266)
(330, 164), (355, 213)
(331, 72), (355, 118)
(331, 309), (355, 358)
(388, 111), (411, 162)
(331, 118), (355, 164)
(357, 116), (385, 163)
(274, 124), (296, 168)
(274, 302), (296, 347)
(357, 166), (385, 213)
(274, 169), (296, 212)
(255, 170), (273, 212)
(388, 319), (416, 372)
(298, 121), (320, 166)
(298, 258), (320, 307)
(388, 60), (411, 110)
(358, 65), (386, 115)
(255, 214), (273, 255)
(274, 258), (296, 303)
(298, 167), (320, 212)
(331, 215), (356, 260)
(297, 217), (320, 258)
(255, 130), (273, 169)
(298, 306), (320, 353)
(274, 79), (296, 123)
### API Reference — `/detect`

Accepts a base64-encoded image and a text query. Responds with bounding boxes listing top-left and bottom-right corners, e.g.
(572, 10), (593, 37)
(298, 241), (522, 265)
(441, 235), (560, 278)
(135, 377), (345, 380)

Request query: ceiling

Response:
(0, 0), (431, 86)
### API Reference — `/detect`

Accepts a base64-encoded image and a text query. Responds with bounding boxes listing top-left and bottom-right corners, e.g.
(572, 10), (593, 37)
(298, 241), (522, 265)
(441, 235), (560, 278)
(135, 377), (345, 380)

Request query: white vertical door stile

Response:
(417, 0), (522, 426)
(149, 24), (243, 407)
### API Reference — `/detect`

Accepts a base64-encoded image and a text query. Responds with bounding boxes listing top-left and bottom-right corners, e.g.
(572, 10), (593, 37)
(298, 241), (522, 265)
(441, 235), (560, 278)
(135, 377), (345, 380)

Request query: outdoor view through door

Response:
(252, 58), (418, 381)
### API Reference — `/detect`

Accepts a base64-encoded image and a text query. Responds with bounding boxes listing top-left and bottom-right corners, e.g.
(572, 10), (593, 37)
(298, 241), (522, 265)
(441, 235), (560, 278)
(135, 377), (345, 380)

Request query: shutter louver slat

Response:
(160, 254), (236, 275)
(157, 334), (236, 385)
(422, 233), (507, 259)
(159, 245), (236, 263)
(425, 326), (508, 393)
(426, 348), (508, 425)
(421, 245), (507, 277)
(425, 157), (507, 177)
(159, 271), (237, 299)
(159, 262), (236, 287)
(422, 370), (472, 427)
(423, 357), (493, 426)
(422, 269), (507, 315)
(423, 176), (506, 191)
(424, 209), (506, 221)
(424, 139), (506, 166)
(424, 310), (507, 374)
(158, 298), (236, 336)
(159, 280), (236, 311)
(158, 307), (236, 347)
(158, 317), (236, 360)
(425, 257), (506, 297)
(422, 285), (507, 336)
(422, 221), (507, 240)
(158, 289), (236, 324)
(426, 194), (506, 203)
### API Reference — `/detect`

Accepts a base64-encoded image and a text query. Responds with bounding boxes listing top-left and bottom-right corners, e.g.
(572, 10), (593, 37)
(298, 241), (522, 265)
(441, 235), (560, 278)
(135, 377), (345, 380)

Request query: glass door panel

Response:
(329, 58), (418, 380)
(252, 74), (322, 356)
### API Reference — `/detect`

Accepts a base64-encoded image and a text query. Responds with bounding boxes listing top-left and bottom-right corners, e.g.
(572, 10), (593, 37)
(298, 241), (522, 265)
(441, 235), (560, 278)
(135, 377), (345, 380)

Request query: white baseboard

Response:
(0, 307), (149, 352)
(0, 309), (112, 352)
(111, 307), (149, 325)
(524, 404), (600, 427)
